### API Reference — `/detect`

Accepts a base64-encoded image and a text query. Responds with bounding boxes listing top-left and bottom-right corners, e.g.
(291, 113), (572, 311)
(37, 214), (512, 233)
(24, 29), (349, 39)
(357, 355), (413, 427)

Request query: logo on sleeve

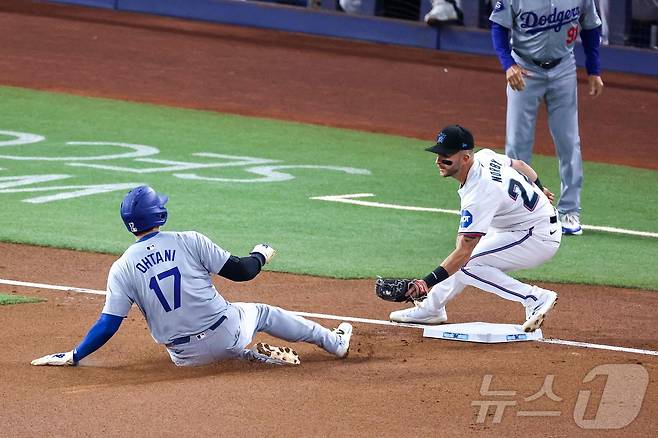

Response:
(460, 210), (473, 228)
(494, 1), (504, 13)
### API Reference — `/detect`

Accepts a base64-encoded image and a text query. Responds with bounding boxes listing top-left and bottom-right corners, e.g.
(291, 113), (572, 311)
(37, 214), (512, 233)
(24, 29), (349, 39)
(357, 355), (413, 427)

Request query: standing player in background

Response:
(490, 0), (604, 235)
(389, 125), (560, 332)
(32, 185), (352, 367)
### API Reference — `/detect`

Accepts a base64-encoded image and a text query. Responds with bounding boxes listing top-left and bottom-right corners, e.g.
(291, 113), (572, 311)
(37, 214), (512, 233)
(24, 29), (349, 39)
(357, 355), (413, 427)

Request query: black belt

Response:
(514, 50), (563, 70)
(532, 58), (562, 69)
(550, 215), (557, 224)
(168, 315), (227, 346)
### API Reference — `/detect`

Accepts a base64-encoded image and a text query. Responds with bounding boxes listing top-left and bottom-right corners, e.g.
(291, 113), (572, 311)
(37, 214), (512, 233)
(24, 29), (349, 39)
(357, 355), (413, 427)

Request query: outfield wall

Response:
(47, 0), (658, 76)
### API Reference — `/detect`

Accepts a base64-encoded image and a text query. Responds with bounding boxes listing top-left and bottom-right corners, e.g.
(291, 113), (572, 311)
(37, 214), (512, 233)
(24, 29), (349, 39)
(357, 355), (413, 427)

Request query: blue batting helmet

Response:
(120, 185), (168, 233)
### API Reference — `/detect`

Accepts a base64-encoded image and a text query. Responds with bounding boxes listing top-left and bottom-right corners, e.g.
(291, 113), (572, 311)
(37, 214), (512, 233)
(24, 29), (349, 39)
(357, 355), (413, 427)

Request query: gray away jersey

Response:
(490, 0), (601, 61)
(103, 231), (231, 344)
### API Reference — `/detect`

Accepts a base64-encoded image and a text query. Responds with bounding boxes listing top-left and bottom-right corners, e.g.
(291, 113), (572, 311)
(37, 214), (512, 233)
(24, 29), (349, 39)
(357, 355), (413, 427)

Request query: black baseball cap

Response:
(425, 124), (474, 156)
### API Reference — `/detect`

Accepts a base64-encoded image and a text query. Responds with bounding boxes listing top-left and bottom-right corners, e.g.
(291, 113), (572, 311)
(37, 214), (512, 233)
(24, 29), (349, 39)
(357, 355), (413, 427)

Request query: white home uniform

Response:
(421, 149), (561, 316)
(103, 231), (343, 366)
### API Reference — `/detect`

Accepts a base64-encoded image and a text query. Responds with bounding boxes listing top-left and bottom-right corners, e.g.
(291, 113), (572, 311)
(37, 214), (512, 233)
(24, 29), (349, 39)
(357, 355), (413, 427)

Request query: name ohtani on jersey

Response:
(135, 250), (176, 273)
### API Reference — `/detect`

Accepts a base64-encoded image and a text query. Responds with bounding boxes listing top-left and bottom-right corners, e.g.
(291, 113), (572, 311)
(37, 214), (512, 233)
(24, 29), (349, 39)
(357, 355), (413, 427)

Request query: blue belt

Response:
(168, 315), (227, 346)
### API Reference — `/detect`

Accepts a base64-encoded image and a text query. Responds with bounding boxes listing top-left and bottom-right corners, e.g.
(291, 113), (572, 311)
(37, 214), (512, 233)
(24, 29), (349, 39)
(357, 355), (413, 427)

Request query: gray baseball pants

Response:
(166, 302), (341, 366)
(506, 52), (583, 214)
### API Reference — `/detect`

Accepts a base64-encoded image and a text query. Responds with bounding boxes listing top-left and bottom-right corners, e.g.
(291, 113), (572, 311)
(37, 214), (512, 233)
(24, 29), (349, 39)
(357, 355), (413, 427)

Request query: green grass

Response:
(0, 86), (656, 290)
(0, 294), (42, 305)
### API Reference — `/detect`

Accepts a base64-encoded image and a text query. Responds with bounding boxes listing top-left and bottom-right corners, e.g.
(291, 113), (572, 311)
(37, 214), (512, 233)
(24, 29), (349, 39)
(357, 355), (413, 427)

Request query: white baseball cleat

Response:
(560, 212), (582, 235)
(389, 303), (448, 325)
(523, 289), (558, 332)
(332, 322), (353, 358)
(250, 343), (300, 366)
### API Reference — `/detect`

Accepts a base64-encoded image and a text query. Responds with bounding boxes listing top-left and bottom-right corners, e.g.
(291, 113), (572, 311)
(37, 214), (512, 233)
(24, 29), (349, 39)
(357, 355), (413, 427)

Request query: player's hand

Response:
(405, 279), (429, 299)
(250, 243), (276, 264)
(543, 187), (555, 204)
(588, 75), (604, 98)
(506, 64), (530, 91)
(31, 350), (76, 366)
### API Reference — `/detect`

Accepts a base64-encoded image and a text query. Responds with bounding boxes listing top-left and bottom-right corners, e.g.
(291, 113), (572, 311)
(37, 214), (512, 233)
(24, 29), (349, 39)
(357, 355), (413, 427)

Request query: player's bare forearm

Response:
(510, 159), (554, 201)
(408, 234), (481, 297)
(510, 159), (538, 182)
(442, 234), (481, 275)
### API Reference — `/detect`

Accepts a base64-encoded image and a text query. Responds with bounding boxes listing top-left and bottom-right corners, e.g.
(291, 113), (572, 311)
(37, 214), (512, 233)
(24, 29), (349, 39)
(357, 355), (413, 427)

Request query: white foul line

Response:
(538, 338), (658, 356)
(311, 193), (460, 215)
(2, 277), (657, 357)
(0, 278), (107, 295)
(311, 193), (658, 238)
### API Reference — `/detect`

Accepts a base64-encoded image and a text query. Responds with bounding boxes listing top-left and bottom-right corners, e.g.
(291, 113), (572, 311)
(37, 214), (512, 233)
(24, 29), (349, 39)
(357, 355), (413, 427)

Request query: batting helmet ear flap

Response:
(120, 185), (168, 233)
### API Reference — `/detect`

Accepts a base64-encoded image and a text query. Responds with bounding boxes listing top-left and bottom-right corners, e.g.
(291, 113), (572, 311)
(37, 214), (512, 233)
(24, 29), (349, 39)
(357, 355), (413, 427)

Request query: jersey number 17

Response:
(149, 267), (182, 312)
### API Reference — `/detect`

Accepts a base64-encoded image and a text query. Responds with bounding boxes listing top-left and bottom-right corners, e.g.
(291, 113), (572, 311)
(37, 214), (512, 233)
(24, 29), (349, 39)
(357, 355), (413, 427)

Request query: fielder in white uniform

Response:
(32, 185), (352, 367)
(390, 125), (560, 331)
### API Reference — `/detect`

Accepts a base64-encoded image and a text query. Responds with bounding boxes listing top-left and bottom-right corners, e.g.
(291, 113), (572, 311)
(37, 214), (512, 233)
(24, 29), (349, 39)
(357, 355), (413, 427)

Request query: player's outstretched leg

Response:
(233, 302), (352, 362)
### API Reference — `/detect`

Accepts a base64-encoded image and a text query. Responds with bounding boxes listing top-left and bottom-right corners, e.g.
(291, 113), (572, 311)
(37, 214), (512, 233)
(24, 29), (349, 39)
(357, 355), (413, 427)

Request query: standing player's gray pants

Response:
(166, 302), (341, 366)
(506, 52), (583, 214)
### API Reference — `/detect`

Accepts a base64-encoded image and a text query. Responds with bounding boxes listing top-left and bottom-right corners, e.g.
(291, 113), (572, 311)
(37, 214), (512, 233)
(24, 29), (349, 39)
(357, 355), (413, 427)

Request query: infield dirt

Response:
(0, 1), (656, 436)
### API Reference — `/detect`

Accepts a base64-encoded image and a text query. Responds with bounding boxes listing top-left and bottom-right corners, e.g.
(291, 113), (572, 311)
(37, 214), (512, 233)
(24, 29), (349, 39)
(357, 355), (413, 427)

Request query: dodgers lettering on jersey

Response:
(490, 0), (601, 61)
(519, 7), (580, 34)
(102, 231), (231, 344)
(457, 149), (555, 235)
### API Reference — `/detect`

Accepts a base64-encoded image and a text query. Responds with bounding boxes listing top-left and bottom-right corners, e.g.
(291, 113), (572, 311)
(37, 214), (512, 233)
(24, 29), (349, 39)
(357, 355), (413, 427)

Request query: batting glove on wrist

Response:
(250, 243), (276, 264)
(31, 350), (76, 366)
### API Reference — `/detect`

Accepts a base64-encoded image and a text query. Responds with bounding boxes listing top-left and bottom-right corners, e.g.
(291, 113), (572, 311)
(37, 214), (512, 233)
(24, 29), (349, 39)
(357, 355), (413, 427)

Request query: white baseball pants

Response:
(423, 219), (561, 314)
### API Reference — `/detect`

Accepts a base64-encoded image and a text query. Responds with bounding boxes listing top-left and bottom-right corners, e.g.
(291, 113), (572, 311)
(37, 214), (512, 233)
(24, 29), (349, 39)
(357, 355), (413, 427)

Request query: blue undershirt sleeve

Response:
(580, 26), (602, 76)
(73, 313), (123, 363)
(491, 22), (515, 71)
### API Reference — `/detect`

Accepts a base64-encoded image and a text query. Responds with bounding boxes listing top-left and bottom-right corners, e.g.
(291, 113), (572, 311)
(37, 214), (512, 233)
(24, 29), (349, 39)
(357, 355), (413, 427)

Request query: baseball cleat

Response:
(389, 303), (448, 325)
(560, 212), (582, 235)
(250, 343), (300, 366)
(332, 322), (353, 358)
(523, 290), (558, 332)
